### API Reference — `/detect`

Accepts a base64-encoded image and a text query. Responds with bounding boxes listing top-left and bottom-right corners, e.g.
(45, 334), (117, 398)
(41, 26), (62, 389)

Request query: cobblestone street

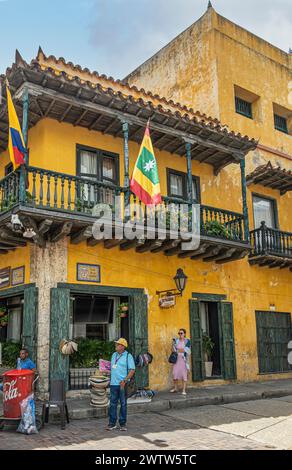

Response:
(2, 396), (292, 450)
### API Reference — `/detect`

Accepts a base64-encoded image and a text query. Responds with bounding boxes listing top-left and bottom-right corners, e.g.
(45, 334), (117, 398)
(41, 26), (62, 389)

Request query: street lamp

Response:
(156, 268), (188, 297)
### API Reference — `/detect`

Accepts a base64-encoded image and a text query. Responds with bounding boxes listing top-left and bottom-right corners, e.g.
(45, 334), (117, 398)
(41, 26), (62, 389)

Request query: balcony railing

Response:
(250, 222), (292, 258)
(0, 166), (246, 243)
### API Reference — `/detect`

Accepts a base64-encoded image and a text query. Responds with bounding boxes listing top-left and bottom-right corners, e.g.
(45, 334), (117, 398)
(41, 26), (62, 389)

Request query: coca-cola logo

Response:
(3, 379), (20, 402)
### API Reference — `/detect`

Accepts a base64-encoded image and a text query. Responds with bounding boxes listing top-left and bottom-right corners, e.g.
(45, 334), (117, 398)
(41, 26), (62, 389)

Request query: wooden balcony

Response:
(0, 167), (250, 263)
(249, 222), (292, 270)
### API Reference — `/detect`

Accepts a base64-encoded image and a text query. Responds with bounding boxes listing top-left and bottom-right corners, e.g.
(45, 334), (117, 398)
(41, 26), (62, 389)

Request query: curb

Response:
(57, 387), (292, 421)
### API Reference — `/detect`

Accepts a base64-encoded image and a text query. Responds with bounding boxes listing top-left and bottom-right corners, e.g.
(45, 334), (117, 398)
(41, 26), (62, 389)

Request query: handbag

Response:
(168, 351), (178, 364)
(125, 352), (137, 399)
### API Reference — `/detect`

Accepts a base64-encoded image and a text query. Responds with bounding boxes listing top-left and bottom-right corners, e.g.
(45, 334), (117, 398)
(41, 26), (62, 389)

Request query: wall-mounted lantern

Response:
(156, 269), (188, 298)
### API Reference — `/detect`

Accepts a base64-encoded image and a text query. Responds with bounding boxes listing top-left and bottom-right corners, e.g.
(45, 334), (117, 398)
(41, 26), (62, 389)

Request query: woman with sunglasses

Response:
(170, 329), (191, 395)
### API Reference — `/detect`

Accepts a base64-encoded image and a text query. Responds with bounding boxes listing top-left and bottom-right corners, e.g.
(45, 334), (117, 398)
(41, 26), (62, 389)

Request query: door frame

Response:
(190, 293), (236, 381)
(55, 283), (147, 389)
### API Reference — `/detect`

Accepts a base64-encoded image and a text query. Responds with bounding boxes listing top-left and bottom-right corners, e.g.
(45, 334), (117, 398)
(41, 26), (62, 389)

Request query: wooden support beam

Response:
(120, 239), (145, 251)
(103, 117), (119, 134)
(44, 99), (56, 117)
(164, 242), (182, 257)
(179, 243), (208, 259)
(70, 226), (92, 245)
(89, 113), (104, 130)
(0, 244), (15, 251)
(202, 246), (222, 261)
(38, 219), (53, 235)
(136, 239), (162, 253)
(151, 239), (178, 254)
(74, 109), (88, 127)
(104, 238), (124, 249)
(213, 247), (237, 263)
(19, 215), (46, 248)
(216, 249), (249, 264)
(59, 104), (73, 122)
(86, 236), (103, 247)
(0, 229), (26, 246)
(50, 222), (73, 242)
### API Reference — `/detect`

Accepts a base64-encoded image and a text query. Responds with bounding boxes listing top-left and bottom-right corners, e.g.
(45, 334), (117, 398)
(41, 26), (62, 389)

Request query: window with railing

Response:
(167, 169), (200, 202)
(274, 114), (288, 134)
(235, 96), (253, 119)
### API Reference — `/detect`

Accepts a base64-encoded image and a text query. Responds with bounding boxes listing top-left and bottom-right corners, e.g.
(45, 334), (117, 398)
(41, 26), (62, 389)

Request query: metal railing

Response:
(0, 166), (246, 242)
(250, 222), (292, 258)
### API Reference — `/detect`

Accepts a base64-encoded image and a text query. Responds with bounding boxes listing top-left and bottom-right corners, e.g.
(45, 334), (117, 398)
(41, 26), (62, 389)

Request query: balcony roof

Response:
(246, 161), (292, 195)
(0, 49), (257, 173)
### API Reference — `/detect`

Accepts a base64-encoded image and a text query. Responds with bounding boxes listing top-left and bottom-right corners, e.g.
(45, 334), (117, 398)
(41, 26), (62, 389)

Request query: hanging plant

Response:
(0, 306), (7, 318)
(0, 314), (8, 327)
(117, 302), (129, 318)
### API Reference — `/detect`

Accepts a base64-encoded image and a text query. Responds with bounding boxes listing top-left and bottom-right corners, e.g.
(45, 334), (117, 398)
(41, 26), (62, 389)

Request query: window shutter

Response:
(189, 300), (204, 381)
(22, 286), (38, 362)
(220, 302), (237, 380)
(129, 293), (149, 388)
(50, 288), (70, 390)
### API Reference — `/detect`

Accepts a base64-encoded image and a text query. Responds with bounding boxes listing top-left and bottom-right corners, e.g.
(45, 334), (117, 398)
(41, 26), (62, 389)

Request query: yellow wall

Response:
(1, 5), (292, 388)
(0, 112), (292, 389)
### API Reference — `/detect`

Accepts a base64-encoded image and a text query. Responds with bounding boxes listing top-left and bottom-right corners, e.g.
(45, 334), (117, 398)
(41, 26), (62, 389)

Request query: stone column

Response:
(30, 238), (68, 394)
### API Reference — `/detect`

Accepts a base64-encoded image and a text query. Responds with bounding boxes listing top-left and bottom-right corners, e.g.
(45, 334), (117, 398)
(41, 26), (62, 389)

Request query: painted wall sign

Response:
(0, 267), (10, 289)
(159, 295), (176, 309)
(77, 263), (101, 283)
(11, 266), (25, 286)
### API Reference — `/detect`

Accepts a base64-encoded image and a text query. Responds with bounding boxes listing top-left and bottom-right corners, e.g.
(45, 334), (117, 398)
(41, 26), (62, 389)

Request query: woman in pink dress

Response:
(170, 329), (191, 395)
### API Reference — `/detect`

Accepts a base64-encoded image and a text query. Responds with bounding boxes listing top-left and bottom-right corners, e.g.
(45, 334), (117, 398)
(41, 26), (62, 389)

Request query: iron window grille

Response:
(274, 114), (288, 134)
(235, 97), (253, 119)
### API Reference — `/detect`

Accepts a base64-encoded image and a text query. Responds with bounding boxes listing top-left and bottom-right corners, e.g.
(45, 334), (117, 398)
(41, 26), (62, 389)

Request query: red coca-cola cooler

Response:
(2, 369), (35, 419)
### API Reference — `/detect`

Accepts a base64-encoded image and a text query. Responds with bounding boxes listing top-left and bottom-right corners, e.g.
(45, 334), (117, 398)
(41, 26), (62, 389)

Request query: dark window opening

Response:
(5, 163), (13, 176)
(73, 295), (114, 341)
(235, 96), (253, 119)
(76, 145), (119, 205)
(167, 169), (200, 202)
(200, 301), (222, 377)
(274, 114), (288, 134)
(252, 195), (278, 229)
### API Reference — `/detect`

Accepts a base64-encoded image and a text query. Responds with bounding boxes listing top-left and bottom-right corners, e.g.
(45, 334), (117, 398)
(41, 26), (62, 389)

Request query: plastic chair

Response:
(41, 379), (69, 430)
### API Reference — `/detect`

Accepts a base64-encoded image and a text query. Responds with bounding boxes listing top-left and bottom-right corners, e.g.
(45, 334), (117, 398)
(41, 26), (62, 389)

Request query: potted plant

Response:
(204, 220), (229, 239)
(118, 302), (129, 318)
(0, 314), (8, 327)
(202, 332), (215, 378)
(0, 306), (6, 318)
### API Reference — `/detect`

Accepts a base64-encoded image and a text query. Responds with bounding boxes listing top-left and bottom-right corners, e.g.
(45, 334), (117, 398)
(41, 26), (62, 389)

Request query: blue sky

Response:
(0, 0), (291, 78)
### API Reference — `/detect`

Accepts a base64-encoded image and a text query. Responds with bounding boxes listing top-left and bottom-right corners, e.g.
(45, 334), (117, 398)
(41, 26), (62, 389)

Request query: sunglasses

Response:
(178, 332), (185, 335)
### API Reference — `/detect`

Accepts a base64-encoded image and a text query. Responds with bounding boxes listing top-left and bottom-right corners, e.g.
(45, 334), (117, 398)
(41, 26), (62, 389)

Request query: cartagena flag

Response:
(130, 122), (162, 206)
(6, 84), (25, 168)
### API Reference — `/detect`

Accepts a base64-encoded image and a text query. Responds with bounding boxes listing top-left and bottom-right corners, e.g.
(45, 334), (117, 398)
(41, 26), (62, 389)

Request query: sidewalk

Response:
(60, 378), (292, 421)
(1, 378), (292, 421)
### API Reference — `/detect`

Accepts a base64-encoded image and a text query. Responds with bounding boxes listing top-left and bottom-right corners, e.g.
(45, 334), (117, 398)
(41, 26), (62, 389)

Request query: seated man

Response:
(0, 348), (36, 392)
(17, 348), (36, 371)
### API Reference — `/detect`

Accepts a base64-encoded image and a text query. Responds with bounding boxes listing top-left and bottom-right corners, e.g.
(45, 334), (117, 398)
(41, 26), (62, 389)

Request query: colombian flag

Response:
(130, 122), (162, 206)
(6, 84), (25, 168)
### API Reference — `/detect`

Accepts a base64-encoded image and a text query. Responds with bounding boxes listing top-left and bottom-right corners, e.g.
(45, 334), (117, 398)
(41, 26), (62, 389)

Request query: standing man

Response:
(107, 338), (135, 432)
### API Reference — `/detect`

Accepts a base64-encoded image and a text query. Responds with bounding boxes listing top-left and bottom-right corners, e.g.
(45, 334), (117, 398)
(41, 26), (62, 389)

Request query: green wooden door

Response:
(50, 287), (71, 390)
(256, 311), (292, 374)
(129, 293), (148, 388)
(220, 302), (237, 380)
(189, 300), (204, 381)
(22, 286), (38, 362)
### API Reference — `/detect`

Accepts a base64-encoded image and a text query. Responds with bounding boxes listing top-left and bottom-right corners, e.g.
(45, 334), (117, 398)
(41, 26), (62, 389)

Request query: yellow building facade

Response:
(0, 5), (291, 394)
